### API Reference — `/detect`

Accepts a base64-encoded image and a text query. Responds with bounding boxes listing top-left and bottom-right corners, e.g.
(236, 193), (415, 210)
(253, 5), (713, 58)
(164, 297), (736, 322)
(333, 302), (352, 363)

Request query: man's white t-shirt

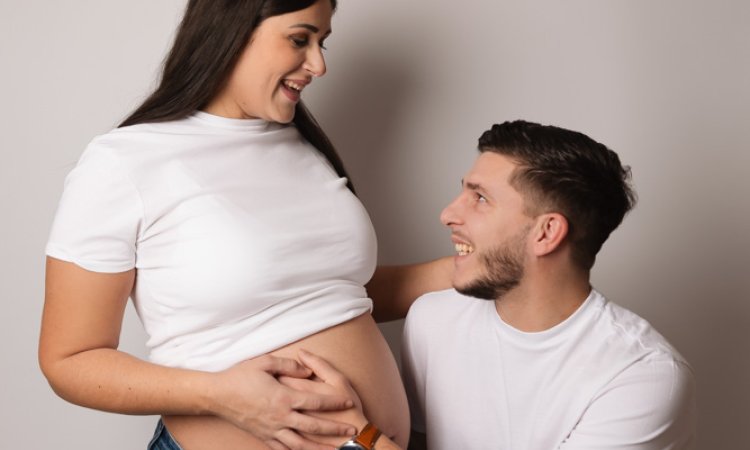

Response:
(402, 289), (696, 450)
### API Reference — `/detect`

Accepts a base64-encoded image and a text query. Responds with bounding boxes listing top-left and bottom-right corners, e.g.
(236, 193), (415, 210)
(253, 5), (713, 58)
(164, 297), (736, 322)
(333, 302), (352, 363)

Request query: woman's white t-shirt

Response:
(47, 111), (377, 371)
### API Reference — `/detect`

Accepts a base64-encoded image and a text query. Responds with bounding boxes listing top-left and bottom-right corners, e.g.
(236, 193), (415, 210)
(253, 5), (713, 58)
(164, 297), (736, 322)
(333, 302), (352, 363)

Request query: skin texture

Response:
(203, 1), (331, 123)
(160, 310), (411, 450)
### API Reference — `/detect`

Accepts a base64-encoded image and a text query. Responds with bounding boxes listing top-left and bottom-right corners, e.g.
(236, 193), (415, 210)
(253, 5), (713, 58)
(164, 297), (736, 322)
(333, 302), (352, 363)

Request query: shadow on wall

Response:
(311, 48), (419, 211)
(669, 218), (750, 449)
(309, 46), (425, 363)
(595, 121), (750, 449)
(312, 43), (457, 267)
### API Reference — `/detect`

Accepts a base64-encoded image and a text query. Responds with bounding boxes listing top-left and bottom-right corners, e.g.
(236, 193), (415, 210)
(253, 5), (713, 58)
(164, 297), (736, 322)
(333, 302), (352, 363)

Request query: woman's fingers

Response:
(260, 354), (313, 378)
(297, 349), (347, 385)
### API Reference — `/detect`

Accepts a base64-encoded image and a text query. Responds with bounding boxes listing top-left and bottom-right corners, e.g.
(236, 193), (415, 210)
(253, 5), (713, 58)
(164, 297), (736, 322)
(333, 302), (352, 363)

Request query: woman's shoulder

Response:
(94, 117), (194, 145)
(83, 115), (218, 163)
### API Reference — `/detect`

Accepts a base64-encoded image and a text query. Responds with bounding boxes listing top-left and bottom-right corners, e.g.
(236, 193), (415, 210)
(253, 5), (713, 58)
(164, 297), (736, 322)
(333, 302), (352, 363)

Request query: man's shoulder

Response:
(404, 288), (488, 334)
(591, 291), (691, 368)
(409, 288), (484, 316)
(569, 295), (697, 448)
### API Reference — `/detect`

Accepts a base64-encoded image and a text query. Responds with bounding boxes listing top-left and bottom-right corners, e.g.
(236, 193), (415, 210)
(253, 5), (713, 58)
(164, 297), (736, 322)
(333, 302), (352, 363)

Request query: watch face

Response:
(338, 443), (366, 450)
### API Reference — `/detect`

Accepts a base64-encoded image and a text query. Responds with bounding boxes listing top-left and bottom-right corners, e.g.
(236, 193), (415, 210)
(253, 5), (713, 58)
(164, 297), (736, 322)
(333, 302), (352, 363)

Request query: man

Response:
(402, 121), (696, 449)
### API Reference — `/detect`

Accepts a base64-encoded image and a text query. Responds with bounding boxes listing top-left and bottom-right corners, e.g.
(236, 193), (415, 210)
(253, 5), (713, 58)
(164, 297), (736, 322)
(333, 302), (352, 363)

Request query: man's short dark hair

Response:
(478, 120), (637, 269)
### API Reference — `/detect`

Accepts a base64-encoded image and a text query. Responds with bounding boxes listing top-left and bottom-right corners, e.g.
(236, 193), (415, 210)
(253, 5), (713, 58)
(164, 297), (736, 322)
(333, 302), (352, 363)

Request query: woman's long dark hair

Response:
(120, 0), (353, 192)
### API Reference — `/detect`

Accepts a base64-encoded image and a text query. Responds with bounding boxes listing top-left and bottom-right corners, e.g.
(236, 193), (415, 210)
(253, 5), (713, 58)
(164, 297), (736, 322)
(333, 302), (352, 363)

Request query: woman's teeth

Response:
(283, 80), (303, 92)
(455, 243), (474, 256)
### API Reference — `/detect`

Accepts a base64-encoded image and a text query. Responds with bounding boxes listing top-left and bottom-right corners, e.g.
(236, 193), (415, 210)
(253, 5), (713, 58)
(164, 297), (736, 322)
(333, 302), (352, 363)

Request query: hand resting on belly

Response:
(280, 350), (404, 450)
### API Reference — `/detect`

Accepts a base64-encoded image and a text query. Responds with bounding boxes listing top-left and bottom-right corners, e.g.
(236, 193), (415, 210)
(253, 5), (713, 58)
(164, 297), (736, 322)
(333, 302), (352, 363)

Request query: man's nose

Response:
(440, 196), (463, 227)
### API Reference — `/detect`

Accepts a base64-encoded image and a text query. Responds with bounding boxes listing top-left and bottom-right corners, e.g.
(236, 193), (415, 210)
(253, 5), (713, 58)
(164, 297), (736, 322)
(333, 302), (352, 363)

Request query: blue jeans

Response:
(147, 420), (183, 450)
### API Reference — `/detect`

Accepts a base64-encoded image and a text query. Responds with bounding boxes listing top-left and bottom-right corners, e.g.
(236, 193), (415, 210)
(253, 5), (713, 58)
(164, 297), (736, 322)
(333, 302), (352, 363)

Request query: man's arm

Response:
(367, 257), (453, 322)
(560, 359), (697, 449)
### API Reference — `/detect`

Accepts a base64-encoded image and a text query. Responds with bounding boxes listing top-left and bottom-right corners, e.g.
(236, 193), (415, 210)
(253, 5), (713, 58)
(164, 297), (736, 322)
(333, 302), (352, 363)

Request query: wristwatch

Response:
(337, 423), (382, 450)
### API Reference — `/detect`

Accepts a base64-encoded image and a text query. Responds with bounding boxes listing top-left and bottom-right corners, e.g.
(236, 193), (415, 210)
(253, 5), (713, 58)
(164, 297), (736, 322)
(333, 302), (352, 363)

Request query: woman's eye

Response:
(290, 36), (309, 47)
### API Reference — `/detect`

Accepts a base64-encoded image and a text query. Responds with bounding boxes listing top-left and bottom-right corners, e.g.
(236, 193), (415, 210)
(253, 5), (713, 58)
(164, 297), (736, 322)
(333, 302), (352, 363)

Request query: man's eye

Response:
(476, 193), (487, 203)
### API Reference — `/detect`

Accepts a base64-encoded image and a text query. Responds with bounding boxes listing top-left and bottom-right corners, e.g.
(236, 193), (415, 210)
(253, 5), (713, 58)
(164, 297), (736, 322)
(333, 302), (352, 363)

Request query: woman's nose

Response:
(304, 47), (327, 77)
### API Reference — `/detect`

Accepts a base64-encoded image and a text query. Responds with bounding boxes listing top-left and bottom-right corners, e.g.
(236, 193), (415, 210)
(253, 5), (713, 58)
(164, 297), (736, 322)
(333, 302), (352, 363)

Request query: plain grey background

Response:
(2, 0), (748, 448)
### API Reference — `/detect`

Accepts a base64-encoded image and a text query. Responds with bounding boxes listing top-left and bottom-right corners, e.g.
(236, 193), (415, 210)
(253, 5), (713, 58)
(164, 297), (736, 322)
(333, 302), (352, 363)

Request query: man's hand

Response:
(278, 350), (369, 446)
(209, 354), (357, 450)
(276, 350), (405, 450)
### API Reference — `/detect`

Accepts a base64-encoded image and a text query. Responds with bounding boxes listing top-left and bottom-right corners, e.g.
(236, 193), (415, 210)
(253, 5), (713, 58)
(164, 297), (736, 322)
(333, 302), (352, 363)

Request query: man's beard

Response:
(455, 226), (529, 301)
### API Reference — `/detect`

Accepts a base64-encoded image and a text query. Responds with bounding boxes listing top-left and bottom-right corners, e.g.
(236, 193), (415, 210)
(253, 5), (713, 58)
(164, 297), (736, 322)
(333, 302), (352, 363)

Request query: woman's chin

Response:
(273, 111), (295, 124)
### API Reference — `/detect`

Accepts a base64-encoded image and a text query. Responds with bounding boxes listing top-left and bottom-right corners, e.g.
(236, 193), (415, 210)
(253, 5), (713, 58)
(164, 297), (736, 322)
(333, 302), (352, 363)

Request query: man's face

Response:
(440, 152), (534, 300)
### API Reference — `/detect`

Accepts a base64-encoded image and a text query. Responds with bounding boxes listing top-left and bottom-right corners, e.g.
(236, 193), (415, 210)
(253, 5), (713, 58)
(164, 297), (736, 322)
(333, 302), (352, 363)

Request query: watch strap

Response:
(354, 423), (382, 449)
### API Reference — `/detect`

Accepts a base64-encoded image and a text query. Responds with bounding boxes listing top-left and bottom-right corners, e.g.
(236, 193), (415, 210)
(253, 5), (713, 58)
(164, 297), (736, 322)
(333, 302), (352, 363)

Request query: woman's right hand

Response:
(209, 354), (358, 450)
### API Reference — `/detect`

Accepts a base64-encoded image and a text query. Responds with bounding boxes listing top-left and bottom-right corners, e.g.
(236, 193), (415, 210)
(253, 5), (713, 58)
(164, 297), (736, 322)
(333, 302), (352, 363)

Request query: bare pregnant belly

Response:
(162, 313), (409, 449)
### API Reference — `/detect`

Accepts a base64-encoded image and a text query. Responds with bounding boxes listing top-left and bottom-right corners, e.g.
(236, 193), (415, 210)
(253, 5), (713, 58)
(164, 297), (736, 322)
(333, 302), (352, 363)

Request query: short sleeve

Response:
(46, 143), (143, 273)
(560, 358), (697, 449)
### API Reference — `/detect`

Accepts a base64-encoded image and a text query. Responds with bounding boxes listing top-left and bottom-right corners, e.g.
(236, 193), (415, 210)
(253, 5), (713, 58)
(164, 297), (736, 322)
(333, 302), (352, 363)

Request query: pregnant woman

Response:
(39, 1), (450, 449)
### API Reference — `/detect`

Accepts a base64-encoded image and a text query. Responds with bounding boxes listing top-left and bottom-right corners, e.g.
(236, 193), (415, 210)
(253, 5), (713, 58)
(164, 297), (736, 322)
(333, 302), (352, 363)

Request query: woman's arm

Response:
(39, 257), (356, 450)
(367, 257), (454, 323)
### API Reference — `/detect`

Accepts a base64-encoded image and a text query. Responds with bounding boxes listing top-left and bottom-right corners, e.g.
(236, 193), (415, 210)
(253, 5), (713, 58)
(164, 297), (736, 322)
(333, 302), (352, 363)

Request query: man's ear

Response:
(531, 213), (569, 256)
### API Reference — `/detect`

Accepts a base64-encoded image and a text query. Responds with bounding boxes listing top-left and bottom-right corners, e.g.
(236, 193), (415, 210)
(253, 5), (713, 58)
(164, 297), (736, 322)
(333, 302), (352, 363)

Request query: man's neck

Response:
(494, 271), (591, 332)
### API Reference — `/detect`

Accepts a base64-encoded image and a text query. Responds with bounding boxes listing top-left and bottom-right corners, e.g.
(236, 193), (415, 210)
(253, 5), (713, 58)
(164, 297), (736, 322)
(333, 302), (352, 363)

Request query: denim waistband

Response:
(147, 419), (184, 450)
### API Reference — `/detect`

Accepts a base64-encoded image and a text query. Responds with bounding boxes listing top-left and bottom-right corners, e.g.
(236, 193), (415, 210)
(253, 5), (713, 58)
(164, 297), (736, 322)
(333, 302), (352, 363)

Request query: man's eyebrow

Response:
(464, 181), (483, 191)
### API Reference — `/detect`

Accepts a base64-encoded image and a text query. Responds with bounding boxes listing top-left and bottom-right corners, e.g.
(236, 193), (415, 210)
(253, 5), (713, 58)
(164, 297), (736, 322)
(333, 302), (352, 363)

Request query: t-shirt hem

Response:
(149, 302), (374, 372)
(46, 245), (135, 273)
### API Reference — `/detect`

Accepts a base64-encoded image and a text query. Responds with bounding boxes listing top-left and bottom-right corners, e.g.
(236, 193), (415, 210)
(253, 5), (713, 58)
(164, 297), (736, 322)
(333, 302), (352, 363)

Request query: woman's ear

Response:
(531, 213), (569, 256)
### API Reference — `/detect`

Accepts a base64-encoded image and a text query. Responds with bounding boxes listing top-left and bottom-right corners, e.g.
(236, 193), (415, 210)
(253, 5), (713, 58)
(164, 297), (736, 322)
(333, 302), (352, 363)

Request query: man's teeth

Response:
(455, 243), (474, 256)
(283, 80), (303, 92)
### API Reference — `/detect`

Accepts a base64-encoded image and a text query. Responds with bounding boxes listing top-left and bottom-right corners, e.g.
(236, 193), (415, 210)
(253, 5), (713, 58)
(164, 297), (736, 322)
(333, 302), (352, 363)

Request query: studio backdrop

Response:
(1, 1), (748, 448)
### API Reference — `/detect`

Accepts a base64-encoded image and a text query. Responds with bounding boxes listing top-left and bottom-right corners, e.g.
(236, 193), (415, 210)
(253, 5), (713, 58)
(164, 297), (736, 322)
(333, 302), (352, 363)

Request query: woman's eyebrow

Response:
(289, 23), (330, 34)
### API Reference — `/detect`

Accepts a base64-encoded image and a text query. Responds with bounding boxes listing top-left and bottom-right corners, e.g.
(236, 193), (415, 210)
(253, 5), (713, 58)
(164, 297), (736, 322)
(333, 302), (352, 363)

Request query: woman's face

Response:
(205, 0), (333, 123)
